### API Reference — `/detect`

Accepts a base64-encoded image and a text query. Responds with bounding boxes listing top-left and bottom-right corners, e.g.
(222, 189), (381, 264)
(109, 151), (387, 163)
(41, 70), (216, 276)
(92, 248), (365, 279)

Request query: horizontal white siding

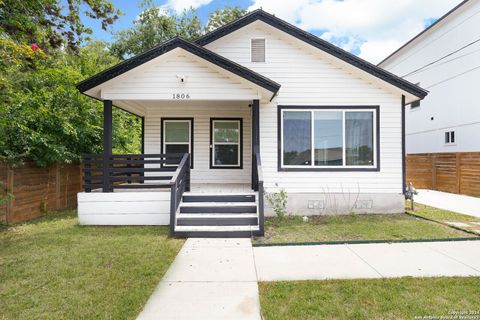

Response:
(205, 21), (403, 194)
(143, 101), (252, 184)
(380, 0), (480, 153)
(78, 192), (170, 225)
(101, 48), (260, 101)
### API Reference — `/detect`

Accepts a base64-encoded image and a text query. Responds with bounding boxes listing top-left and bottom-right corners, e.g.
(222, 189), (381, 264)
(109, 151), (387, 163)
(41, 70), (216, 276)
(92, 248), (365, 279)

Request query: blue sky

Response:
(81, 0), (463, 63)
(83, 0), (251, 43)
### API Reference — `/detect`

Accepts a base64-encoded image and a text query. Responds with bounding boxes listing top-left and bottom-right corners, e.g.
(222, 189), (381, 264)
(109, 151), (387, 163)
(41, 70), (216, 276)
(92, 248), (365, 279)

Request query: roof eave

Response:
(76, 37), (280, 98)
(195, 9), (428, 100)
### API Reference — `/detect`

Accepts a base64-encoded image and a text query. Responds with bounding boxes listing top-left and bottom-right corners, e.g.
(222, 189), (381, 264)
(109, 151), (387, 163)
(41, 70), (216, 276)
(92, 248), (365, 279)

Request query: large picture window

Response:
(161, 118), (193, 168)
(279, 106), (378, 171)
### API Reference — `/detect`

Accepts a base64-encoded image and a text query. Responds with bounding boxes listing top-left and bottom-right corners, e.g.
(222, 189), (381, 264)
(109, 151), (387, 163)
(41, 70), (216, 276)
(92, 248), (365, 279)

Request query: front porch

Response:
(74, 38), (279, 236)
(79, 153), (263, 237)
(79, 99), (264, 237)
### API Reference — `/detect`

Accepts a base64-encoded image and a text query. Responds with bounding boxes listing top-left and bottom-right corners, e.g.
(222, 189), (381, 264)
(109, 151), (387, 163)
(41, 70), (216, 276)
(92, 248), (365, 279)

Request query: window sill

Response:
(210, 166), (243, 170)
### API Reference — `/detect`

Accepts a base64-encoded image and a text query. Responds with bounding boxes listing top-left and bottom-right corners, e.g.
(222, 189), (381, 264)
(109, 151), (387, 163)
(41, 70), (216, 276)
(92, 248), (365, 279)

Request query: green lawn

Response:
(254, 213), (477, 245)
(259, 277), (480, 320)
(408, 201), (480, 234)
(0, 211), (184, 320)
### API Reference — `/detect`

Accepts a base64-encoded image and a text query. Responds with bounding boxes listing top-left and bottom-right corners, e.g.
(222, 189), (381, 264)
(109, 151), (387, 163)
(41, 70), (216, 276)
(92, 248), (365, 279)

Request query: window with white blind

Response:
(251, 38), (265, 62)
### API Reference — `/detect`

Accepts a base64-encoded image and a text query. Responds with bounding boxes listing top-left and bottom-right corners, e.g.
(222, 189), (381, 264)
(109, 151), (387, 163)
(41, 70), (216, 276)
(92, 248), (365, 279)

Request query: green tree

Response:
(110, 2), (203, 59)
(110, 4), (177, 59)
(204, 6), (247, 32)
(0, 0), (121, 51)
(111, 3), (248, 59)
(0, 42), (141, 166)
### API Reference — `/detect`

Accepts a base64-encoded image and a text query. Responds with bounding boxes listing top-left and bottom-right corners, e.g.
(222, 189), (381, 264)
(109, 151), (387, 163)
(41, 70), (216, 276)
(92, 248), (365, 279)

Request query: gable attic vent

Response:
(251, 38), (265, 62)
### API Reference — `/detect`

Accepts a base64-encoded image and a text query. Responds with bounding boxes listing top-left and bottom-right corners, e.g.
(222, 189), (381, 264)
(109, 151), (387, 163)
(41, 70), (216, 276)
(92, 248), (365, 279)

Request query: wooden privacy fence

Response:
(0, 162), (82, 224)
(406, 152), (480, 197)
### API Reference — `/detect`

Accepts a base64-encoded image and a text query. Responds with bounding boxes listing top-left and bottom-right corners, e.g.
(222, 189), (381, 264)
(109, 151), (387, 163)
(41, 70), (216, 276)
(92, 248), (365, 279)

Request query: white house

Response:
(379, 0), (479, 154)
(76, 9), (427, 237)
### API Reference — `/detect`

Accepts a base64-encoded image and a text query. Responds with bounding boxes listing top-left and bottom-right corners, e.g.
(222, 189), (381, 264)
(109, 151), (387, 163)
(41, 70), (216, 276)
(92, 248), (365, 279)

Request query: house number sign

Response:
(172, 93), (190, 99)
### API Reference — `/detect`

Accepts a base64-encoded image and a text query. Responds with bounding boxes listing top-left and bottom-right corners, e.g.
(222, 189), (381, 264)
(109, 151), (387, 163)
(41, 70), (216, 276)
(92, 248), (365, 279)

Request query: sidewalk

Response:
(136, 238), (261, 320)
(415, 189), (480, 218)
(253, 240), (480, 281)
(137, 238), (480, 319)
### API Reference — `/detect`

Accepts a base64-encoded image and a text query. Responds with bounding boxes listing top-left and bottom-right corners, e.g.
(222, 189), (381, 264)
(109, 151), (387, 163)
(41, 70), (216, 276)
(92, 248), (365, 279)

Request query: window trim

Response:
(444, 130), (456, 146)
(277, 105), (380, 172)
(210, 118), (243, 169)
(250, 37), (266, 63)
(161, 118), (194, 169)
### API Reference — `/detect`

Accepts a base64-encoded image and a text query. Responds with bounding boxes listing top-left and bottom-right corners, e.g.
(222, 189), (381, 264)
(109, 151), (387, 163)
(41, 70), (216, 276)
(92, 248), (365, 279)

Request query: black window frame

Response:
(161, 117), (194, 169)
(209, 118), (243, 169)
(445, 130), (455, 144)
(277, 105), (380, 172)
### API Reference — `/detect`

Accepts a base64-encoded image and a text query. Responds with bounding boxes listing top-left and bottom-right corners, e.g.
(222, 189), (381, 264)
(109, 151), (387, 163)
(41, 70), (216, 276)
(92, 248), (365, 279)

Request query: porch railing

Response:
(169, 153), (190, 236)
(253, 149), (265, 236)
(82, 153), (186, 191)
(82, 153), (190, 236)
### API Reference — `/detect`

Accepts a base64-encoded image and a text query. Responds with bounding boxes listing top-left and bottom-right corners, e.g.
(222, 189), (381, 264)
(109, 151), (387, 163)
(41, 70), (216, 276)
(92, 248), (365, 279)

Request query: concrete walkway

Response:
(137, 238), (261, 320)
(137, 238), (480, 319)
(254, 240), (480, 281)
(415, 189), (480, 218)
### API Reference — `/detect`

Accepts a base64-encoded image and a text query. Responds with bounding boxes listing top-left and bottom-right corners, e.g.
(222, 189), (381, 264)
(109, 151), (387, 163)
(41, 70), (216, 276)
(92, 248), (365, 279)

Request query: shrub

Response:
(265, 189), (288, 219)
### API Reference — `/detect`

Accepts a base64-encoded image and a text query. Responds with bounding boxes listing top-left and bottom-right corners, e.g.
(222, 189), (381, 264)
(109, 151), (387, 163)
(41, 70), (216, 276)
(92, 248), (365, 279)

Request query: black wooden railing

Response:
(82, 153), (186, 192)
(253, 149), (265, 236)
(169, 153), (190, 236)
(82, 153), (190, 236)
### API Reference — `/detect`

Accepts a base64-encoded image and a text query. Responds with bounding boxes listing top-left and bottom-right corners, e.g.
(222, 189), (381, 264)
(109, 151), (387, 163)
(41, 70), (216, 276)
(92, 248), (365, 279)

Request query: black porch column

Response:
(103, 99), (113, 192)
(252, 99), (260, 190)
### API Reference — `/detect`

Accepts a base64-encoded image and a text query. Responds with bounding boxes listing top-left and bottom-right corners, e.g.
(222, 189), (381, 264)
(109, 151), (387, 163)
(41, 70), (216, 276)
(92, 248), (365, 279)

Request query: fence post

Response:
(6, 165), (14, 224)
(431, 154), (437, 190)
(55, 162), (61, 210)
(456, 153), (461, 194)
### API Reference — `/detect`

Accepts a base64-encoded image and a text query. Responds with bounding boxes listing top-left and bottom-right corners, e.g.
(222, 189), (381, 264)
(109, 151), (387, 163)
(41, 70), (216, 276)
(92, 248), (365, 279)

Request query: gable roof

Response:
(76, 37), (281, 98)
(195, 9), (428, 99)
(378, 0), (470, 66)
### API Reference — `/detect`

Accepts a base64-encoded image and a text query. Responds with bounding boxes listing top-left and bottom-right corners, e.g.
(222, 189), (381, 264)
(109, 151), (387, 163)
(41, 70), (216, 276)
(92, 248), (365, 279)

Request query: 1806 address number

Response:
(172, 93), (190, 99)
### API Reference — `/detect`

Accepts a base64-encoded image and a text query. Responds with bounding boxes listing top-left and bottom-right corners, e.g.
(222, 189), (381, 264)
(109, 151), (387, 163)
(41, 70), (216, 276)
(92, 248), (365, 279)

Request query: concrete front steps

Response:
(174, 193), (261, 238)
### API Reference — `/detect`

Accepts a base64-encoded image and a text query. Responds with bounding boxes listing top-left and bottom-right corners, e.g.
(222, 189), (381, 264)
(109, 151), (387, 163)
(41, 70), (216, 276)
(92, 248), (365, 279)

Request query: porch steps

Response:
(177, 213), (258, 226)
(174, 193), (261, 238)
(179, 202), (257, 214)
(182, 194), (256, 203)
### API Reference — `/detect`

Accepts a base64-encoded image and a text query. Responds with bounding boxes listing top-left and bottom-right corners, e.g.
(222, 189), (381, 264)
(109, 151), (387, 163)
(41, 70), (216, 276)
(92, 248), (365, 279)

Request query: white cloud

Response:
(359, 40), (405, 64)
(248, 0), (464, 64)
(163, 0), (213, 13)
